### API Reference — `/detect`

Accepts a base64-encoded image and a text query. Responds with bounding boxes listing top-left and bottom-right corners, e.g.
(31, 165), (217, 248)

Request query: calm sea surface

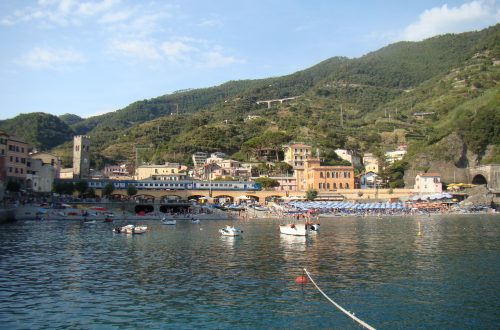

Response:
(0, 214), (499, 329)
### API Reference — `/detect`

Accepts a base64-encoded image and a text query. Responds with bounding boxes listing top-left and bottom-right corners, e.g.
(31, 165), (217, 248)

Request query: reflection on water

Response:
(0, 215), (499, 329)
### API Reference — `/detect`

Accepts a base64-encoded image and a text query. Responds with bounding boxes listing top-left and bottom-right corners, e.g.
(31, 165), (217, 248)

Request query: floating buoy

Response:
(295, 275), (309, 284)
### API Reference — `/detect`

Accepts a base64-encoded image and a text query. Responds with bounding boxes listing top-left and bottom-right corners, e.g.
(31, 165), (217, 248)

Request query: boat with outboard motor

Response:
(161, 218), (177, 225)
(279, 223), (310, 236)
(113, 224), (148, 234)
(219, 225), (243, 236)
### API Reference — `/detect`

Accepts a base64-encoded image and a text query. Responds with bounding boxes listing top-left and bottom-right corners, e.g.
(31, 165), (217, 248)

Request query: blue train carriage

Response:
(192, 180), (261, 191)
(85, 179), (262, 191)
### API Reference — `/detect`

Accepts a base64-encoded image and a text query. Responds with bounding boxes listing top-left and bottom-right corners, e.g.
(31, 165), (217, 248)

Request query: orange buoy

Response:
(295, 275), (309, 284)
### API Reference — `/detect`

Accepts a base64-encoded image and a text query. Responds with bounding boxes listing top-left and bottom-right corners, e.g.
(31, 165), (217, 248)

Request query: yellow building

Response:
(135, 163), (188, 180)
(362, 153), (379, 173)
(297, 158), (355, 191)
(283, 143), (312, 168)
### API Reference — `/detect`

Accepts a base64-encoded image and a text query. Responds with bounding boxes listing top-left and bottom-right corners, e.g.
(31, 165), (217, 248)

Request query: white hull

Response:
(219, 226), (242, 236)
(114, 224), (148, 234)
(279, 223), (310, 236)
(161, 219), (177, 225)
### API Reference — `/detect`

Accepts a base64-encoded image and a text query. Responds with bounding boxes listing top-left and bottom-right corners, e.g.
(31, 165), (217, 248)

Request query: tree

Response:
(53, 181), (74, 195)
(306, 188), (318, 201)
(127, 184), (138, 198)
(6, 181), (21, 193)
(74, 181), (89, 197)
(273, 162), (293, 175)
(102, 183), (115, 197)
(255, 177), (280, 190)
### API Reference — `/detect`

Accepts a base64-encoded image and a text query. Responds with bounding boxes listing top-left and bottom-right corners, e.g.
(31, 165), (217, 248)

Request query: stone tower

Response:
(73, 135), (90, 179)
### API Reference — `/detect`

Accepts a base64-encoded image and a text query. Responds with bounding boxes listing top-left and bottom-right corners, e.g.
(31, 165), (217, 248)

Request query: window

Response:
(333, 183), (337, 189)
(345, 183), (349, 189)
(319, 172), (324, 178)
(327, 183), (330, 189)
(339, 183), (343, 189)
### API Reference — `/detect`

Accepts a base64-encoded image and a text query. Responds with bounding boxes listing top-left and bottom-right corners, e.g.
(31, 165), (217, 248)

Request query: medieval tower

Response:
(73, 135), (90, 179)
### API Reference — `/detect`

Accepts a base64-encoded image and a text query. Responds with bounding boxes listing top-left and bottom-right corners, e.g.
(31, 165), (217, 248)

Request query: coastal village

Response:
(1, 130), (497, 220)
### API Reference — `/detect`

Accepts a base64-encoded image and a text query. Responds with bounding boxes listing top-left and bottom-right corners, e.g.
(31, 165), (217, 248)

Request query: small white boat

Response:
(191, 218), (200, 224)
(219, 225), (242, 236)
(279, 223), (310, 236)
(133, 225), (148, 234)
(113, 224), (135, 234)
(161, 218), (177, 225)
(113, 224), (148, 234)
(83, 220), (97, 224)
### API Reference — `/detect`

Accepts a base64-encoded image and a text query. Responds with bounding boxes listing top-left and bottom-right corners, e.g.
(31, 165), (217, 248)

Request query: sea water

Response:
(0, 214), (499, 329)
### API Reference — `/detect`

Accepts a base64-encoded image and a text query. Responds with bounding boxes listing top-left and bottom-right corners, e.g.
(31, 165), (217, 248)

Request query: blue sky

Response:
(0, 0), (498, 120)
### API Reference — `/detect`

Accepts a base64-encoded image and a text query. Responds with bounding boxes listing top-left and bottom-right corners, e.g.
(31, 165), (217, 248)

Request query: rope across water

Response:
(303, 268), (376, 330)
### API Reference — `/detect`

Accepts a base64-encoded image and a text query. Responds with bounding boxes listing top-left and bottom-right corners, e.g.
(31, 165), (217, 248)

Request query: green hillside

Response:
(0, 112), (74, 151)
(3, 24), (499, 174)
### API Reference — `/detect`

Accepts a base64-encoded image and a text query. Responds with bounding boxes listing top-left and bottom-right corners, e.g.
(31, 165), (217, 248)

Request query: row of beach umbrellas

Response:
(409, 193), (453, 201)
(288, 201), (408, 211)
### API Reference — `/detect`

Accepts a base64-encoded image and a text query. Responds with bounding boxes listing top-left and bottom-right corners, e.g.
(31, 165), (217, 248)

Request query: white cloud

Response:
(402, 0), (500, 41)
(160, 41), (196, 62)
(197, 18), (222, 28)
(109, 37), (244, 68)
(202, 51), (244, 68)
(99, 10), (130, 24)
(2, 0), (121, 26)
(109, 39), (161, 60)
(16, 47), (86, 70)
(77, 0), (120, 16)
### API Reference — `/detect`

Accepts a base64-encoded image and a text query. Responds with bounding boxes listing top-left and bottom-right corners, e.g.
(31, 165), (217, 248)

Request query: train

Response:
(64, 179), (262, 191)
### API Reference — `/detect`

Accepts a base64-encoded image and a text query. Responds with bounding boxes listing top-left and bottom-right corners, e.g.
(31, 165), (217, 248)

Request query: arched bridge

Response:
(470, 165), (500, 192)
(256, 96), (298, 108)
(104, 189), (295, 204)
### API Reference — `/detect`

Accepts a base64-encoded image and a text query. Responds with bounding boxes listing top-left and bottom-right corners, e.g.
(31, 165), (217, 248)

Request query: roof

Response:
(283, 143), (311, 148)
(417, 172), (441, 177)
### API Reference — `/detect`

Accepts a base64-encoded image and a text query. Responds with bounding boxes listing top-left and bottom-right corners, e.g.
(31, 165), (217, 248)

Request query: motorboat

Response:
(113, 224), (135, 234)
(191, 218), (200, 224)
(83, 220), (97, 224)
(279, 223), (310, 236)
(307, 222), (320, 232)
(219, 225), (242, 236)
(113, 224), (148, 234)
(133, 225), (148, 234)
(161, 218), (177, 225)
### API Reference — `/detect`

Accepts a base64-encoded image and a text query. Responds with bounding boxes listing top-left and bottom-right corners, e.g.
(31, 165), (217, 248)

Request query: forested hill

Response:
(0, 113), (74, 150)
(1, 24), (499, 174)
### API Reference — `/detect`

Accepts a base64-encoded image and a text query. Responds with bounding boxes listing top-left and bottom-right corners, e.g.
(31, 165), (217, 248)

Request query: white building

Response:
(385, 145), (407, 164)
(26, 158), (56, 193)
(359, 172), (381, 189)
(192, 152), (208, 167)
(334, 149), (362, 168)
(203, 159), (251, 180)
(414, 173), (442, 194)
